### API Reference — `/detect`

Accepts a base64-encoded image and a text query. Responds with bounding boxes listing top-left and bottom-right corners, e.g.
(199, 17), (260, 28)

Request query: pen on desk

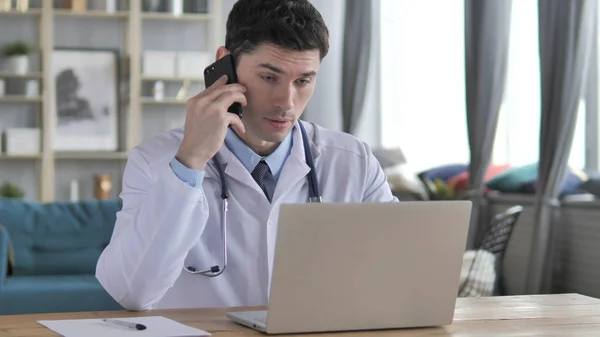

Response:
(102, 318), (147, 331)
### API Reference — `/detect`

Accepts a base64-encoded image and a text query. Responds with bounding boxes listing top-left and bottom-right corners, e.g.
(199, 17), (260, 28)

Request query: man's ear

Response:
(215, 46), (230, 61)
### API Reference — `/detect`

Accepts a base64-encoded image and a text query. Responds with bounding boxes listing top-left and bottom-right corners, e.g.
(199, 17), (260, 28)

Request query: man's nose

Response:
(274, 85), (294, 111)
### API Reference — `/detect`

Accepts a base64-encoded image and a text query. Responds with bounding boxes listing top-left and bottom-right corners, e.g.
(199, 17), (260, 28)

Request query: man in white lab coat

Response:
(96, 0), (398, 311)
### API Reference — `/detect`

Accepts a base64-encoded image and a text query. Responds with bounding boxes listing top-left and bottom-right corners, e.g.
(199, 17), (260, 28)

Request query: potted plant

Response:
(0, 182), (25, 199)
(1, 41), (33, 75)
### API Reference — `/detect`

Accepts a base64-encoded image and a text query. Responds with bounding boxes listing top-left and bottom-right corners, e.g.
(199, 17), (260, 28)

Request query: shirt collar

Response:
(224, 125), (294, 178)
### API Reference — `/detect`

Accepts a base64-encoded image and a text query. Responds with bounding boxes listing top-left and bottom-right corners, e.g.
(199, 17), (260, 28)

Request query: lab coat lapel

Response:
(271, 122), (320, 203)
(213, 121), (321, 202)
(215, 145), (264, 195)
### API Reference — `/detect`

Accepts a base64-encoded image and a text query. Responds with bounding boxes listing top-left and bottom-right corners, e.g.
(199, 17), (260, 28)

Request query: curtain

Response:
(585, 27), (598, 173)
(464, 0), (513, 249)
(341, 0), (372, 135)
(526, 0), (597, 294)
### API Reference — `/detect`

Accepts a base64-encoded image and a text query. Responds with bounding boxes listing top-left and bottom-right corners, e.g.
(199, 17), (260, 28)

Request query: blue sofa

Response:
(0, 198), (124, 315)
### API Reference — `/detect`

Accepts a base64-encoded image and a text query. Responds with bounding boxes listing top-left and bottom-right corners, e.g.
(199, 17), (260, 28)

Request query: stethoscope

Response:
(183, 122), (321, 277)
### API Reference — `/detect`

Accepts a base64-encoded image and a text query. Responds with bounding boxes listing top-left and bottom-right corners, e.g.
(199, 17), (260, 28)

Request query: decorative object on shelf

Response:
(89, 0), (115, 12)
(176, 79), (190, 100)
(183, 0), (207, 14)
(143, 0), (162, 12)
(16, 0), (29, 12)
(142, 50), (176, 77)
(176, 51), (210, 78)
(94, 174), (112, 199)
(105, 0), (116, 13)
(0, 182), (25, 199)
(1, 41), (34, 75)
(70, 179), (79, 202)
(0, 79), (5, 97)
(4, 128), (40, 155)
(25, 79), (38, 97)
(51, 48), (119, 151)
(171, 0), (183, 16)
(62, 0), (87, 11)
(153, 80), (164, 101)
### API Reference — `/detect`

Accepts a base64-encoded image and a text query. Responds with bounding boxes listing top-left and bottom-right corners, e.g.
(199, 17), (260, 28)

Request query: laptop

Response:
(227, 201), (472, 334)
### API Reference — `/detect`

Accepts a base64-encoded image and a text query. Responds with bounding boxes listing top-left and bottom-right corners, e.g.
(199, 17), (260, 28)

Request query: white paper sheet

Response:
(37, 316), (211, 337)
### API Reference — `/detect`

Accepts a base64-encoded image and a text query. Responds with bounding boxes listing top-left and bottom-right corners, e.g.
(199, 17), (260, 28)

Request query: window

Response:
(379, 0), (588, 172)
(493, 0), (587, 171)
(380, 0), (467, 172)
(491, 0), (540, 167)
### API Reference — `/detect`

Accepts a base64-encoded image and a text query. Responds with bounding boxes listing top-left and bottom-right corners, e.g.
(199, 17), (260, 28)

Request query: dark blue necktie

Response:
(252, 160), (272, 202)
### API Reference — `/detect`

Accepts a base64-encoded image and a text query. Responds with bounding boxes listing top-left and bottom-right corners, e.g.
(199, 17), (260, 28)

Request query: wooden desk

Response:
(0, 293), (598, 336)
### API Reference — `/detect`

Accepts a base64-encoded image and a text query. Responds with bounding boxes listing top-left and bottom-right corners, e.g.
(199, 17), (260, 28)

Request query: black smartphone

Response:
(203, 54), (243, 118)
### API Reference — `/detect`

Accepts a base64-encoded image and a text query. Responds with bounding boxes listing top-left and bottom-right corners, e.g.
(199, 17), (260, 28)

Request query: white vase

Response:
(8, 55), (28, 75)
(171, 0), (183, 15)
(105, 0), (116, 12)
(25, 80), (38, 97)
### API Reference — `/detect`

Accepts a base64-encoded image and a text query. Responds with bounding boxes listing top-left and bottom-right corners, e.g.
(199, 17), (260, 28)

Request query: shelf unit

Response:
(0, 0), (222, 202)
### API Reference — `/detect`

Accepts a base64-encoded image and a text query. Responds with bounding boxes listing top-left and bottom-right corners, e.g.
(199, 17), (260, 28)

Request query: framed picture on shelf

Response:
(51, 48), (119, 152)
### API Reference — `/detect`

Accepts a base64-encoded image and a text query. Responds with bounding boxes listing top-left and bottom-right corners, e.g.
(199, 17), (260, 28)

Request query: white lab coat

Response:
(95, 121), (398, 311)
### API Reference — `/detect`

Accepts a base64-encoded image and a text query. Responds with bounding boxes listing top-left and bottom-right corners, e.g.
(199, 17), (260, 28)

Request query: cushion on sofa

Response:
(447, 164), (511, 193)
(486, 163), (586, 196)
(485, 163), (538, 193)
(0, 198), (122, 276)
(418, 164), (469, 183)
(385, 163), (429, 201)
(520, 173), (586, 195)
(579, 173), (600, 197)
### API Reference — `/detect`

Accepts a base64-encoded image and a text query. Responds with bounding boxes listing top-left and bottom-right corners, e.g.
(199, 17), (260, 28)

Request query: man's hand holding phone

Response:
(175, 75), (246, 170)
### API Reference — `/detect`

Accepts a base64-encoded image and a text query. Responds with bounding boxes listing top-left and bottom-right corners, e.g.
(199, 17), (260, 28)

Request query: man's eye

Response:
(261, 76), (275, 82)
(296, 79), (311, 86)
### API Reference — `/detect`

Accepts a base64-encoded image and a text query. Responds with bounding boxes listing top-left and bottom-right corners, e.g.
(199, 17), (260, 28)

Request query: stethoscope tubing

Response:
(184, 121), (320, 277)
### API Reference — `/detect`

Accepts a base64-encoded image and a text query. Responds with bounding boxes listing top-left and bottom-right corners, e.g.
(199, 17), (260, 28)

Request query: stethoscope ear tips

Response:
(186, 266), (197, 272)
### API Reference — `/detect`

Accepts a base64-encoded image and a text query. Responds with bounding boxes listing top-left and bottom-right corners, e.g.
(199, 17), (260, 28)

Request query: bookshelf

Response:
(0, 0), (221, 202)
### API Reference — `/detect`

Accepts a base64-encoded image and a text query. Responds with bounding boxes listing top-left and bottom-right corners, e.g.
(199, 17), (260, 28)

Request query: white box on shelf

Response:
(142, 51), (177, 77)
(5, 128), (40, 155)
(176, 51), (211, 78)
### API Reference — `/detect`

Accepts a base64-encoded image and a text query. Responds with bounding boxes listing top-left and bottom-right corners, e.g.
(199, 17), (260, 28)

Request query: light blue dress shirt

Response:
(169, 127), (294, 199)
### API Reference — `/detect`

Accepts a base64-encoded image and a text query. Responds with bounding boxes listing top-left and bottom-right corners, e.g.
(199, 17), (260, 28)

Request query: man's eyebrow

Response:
(257, 63), (317, 77)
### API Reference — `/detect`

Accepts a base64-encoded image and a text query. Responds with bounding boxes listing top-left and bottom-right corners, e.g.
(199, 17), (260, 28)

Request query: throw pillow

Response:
(486, 162), (587, 195)
(447, 164), (511, 193)
(385, 163), (429, 200)
(520, 173), (586, 196)
(579, 174), (600, 197)
(485, 163), (538, 193)
(418, 164), (469, 183)
(372, 147), (407, 169)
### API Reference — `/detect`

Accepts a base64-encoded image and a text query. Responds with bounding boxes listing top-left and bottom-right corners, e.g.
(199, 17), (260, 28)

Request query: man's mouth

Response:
(265, 118), (292, 129)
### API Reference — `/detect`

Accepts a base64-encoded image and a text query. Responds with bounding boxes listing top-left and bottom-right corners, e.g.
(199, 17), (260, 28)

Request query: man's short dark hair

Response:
(225, 0), (329, 62)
